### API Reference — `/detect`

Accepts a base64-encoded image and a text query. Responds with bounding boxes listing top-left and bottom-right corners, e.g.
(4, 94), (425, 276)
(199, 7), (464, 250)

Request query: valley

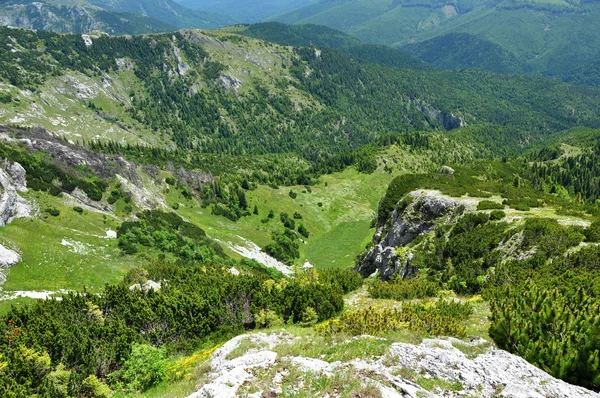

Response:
(0, 19), (599, 398)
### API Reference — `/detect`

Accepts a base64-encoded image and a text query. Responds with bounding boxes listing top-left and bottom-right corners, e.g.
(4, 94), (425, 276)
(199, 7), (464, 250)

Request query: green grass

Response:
(0, 191), (140, 293)
(174, 167), (392, 269)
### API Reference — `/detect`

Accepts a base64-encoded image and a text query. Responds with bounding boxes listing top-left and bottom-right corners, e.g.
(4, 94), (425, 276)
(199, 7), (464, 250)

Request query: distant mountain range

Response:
(0, 0), (235, 34)
(271, 0), (600, 86)
(177, 0), (315, 23)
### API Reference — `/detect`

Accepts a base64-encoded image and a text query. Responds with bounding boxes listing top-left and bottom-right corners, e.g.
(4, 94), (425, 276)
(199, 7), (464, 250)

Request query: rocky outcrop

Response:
(390, 338), (598, 397)
(356, 191), (462, 279)
(0, 159), (31, 227)
(187, 332), (600, 398)
(417, 102), (465, 130)
(0, 244), (20, 285)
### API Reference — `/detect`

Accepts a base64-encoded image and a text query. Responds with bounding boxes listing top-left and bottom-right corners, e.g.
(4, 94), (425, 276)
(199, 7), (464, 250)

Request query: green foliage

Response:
(0, 264), (352, 396)
(80, 375), (111, 398)
(45, 208), (60, 217)
(108, 344), (168, 393)
(318, 268), (363, 294)
(489, 283), (600, 389)
(477, 200), (505, 210)
(254, 309), (284, 329)
(489, 210), (506, 220)
(369, 278), (440, 301)
(317, 301), (472, 338)
(521, 218), (584, 257)
(117, 210), (224, 262)
(264, 229), (300, 265)
(585, 221), (600, 242)
(298, 223), (310, 239)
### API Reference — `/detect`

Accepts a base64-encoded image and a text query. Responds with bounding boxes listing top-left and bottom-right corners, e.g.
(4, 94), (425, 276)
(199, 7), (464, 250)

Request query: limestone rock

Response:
(0, 244), (20, 286)
(185, 332), (598, 398)
(356, 191), (462, 279)
(0, 244), (20, 269)
(389, 338), (599, 397)
(0, 159), (31, 227)
(437, 165), (455, 175)
(129, 280), (161, 292)
(219, 74), (243, 91)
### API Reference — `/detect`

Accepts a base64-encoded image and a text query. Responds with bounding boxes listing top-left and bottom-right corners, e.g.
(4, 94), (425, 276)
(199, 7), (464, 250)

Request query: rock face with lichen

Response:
(356, 191), (462, 280)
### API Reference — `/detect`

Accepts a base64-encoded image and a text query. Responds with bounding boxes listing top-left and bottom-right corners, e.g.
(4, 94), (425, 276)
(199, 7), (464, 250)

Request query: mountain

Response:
(177, 0), (315, 23)
(273, 0), (600, 85)
(0, 1), (178, 34)
(1, 24), (600, 397)
(0, 0), (235, 34)
(85, 0), (236, 28)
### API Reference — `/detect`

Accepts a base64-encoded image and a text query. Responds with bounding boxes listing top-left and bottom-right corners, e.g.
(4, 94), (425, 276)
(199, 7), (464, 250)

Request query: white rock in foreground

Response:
(186, 333), (600, 398)
(390, 338), (599, 397)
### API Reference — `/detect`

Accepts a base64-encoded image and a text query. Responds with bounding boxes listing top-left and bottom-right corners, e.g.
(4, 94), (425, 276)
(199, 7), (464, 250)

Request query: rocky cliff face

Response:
(356, 191), (463, 280)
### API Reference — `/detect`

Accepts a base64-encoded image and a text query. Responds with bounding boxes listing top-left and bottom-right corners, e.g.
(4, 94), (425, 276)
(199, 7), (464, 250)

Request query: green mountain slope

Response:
(1, 26), (599, 160)
(273, 0), (600, 84)
(401, 32), (523, 74)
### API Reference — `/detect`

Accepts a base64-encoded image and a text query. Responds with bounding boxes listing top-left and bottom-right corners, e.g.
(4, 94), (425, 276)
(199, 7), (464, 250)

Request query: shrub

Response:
(108, 344), (168, 393)
(316, 301), (471, 337)
(300, 307), (319, 327)
(298, 224), (309, 238)
(255, 309), (284, 329)
(81, 375), (111, 398)
(489, 210), (506, 220)
(319, 268), (363, 294)
(289, 190), (298, 199)
(45, 208), (60, 217)
(489, 283), (600, 389)
(584, 221), (600, 242)
(477, 200), (504, 210)
(165, 176), (176, 185)
(73, 206), (84, 214)
(369, 278), (440, 300)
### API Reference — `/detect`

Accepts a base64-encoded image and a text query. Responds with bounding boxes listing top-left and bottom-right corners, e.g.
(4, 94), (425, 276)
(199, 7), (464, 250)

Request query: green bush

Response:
(316, 301), (472, 338)
(319, 268), (363, 294)
(584, 221), (600, 242)
(477, 200), (504, 210)
(489, 283), (600, 389)
(255, 309), (284, 329)
(289, 190), (298, 199)
(108, 344), (168, 393)
(45, 208), (60, 217)
(73, 206), (84, 214)
(369, 278), (440, 300)
(298, 224), (309, 239)
(489, 210), (506, 220)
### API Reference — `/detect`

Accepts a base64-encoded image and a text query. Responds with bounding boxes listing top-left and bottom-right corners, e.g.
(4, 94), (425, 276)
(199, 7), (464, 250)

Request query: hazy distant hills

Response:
(177, 0), (315, 23)
(0, 0), (235, 34)
(272, 0), (600, 86)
